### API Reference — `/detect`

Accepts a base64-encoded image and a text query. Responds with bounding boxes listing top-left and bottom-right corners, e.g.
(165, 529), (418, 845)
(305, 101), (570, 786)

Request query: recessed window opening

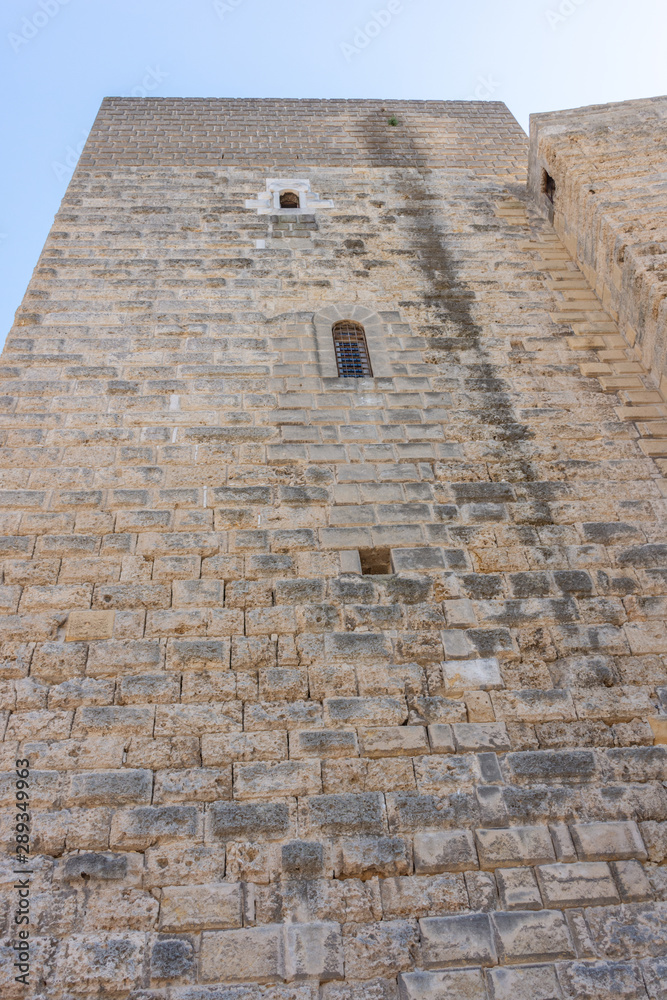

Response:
(359, 547), (392, 576)
(332, 321), (373, 378)
(280, 191), (300, 209)
(542, 169), (556, 204)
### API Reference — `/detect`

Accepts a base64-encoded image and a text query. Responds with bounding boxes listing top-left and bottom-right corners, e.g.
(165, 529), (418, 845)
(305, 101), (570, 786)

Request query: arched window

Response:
(280, 191), (300, 209)
(332, 321), (373, 378)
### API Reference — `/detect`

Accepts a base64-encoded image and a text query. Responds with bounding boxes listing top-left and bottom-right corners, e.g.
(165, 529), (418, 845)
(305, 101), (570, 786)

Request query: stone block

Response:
(66, 768), (153, 807)
(641, 956), (667, 1000)
(427, 724), (456, 753)
(159, 883), (243, 930)
(62, 852), (129, 882)
(324, 696), (408, 727)
(571, 821), (647, 861)
(344, 919), (419, 979)
(111, 805), (202, 850)
(207, 801), (292, 841)
(282, 840), (325, 879)
(443, 657), (503, 693)
(409, 696), (467, 725)
(335, 836), (410, 879)
(398, 968), (487, 999)
(202, 731), (287, 766)
(155, 702), (242, 736)
(414, 830), (478, 874)
(536, 862), (619, 908)
(496, 867), (542, 910)
(200, 926), (283, 983)
(359, 725), (429, 757)
(284, 921), (344, 982)
(232, 760), (322, 799)
(610, 860), (653, 902)
(549, 824), (577, 863)
(475, 826), (556, 869)
(487, 964), (563, 1000)
(504, 749), (596, 784)
(53, 933), (145, 993)
(492, 909), (574, 963)
(640, 821), (667, 863)
(150, 937), (195, 981)
(380, 873), (468, 920)
(453, 723), (510, 753)
(289, 729), (359, 759)
(419, 913), (497, 968)
(300, 791), (387, 837)
(144, 844), (227, 888)
(556, 959), (649, 999)
(66, 610), (114, 641)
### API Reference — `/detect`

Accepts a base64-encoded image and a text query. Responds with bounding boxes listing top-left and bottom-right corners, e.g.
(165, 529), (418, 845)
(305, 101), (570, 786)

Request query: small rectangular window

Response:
(359, 547), (392, 575)
(333, 321), (373, 378)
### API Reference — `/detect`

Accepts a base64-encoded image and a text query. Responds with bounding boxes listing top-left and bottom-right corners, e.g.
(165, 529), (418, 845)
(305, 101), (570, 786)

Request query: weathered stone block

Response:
(492, 909), (574, 963)
(151, 936), (195, 981)
(442, 657), (503, 692)
(111, 805), (202, 849)
(335, 836), (410, 879)
(284, 921), (344, 982)
(419, 913), (497, 968)
(200, 926), (283, 983)
(300, 792), (386, 837)
(486, 964), (563, 1000)
(159, 883), (243, 930)
(536, 862), (619, 908)
(496, 866), (542, 910)
(556, 959), (649, 1000)
(398, 968), (487, 999)
(571, 820), (647, 862)
(453, 723), (510, 753)
(344, 919), (419, 979)
(475, 825), (556, 869)
(66, 610), (114, 641)
(358, 725), (429, 757)
(414, 830), (478, 874)
(207, 801), (292, 841)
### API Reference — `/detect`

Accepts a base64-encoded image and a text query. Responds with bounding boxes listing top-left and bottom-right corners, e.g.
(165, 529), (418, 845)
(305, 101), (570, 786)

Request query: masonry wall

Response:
(528, 95), (667, 398)
(1, 98), (667, 1000)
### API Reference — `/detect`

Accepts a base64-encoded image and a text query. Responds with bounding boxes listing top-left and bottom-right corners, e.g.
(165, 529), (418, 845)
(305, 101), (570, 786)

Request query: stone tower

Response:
(1, 98), (666, 999)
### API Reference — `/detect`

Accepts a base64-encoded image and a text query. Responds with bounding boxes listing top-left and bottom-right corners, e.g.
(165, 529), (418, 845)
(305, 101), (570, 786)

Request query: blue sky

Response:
(2, 0), (666, 349)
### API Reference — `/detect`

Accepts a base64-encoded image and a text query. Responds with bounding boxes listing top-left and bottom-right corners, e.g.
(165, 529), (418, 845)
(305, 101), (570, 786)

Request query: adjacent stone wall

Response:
(0, 98), (666, 999)
(528, 95), (667, 396)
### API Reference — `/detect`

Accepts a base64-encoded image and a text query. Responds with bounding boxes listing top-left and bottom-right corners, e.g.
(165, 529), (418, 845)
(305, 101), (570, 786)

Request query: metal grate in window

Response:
(332, 321), (373, 378)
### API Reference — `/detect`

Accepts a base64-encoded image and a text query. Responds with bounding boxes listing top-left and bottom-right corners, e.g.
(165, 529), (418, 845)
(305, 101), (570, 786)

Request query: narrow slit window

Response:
(542, 169), (556, 204)
(280, 191), (300, 209)
(332, 321), (373, 378)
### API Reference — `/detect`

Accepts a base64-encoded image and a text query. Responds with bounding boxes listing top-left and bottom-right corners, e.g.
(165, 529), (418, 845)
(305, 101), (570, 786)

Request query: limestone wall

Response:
(0, 98), (666, 999)
(528, 95), (667, 397)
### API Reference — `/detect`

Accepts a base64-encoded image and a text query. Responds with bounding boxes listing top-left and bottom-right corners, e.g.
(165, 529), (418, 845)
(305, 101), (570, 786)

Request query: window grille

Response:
(332, 321), (373, 378)
(280, 191), (300, 209)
